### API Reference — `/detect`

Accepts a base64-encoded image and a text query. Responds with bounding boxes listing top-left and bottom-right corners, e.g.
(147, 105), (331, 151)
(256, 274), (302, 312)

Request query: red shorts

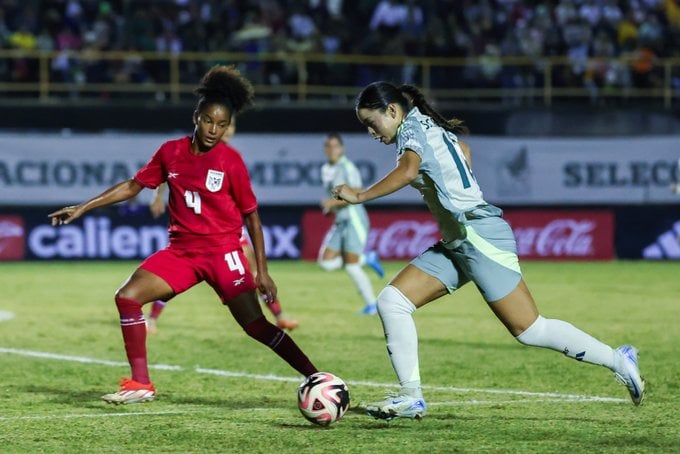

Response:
(140, 246), (256, 303)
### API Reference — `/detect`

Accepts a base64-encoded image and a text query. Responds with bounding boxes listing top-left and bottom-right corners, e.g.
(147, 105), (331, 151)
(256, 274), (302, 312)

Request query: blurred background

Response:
(1, 0), (679, 264)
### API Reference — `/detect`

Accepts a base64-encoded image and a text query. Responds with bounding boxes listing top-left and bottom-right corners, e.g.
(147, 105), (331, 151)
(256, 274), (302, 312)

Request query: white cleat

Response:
(101, 377), (156, 405)
(614, 345), (645, 406)
(364, 392), (427, 421)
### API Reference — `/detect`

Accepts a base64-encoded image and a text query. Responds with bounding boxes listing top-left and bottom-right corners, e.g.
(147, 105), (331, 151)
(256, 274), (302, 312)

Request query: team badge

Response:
(205, 169), (224, 192)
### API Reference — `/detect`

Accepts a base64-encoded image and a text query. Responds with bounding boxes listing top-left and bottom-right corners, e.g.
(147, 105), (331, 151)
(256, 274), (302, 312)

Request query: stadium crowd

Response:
(1, 0), (679, 96)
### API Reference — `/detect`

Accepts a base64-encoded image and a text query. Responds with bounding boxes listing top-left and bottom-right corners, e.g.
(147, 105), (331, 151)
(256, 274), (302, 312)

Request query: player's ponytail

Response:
(398, 84), (468, 135)
(356, 81), (468, 135)
(194, 65), (254, 116)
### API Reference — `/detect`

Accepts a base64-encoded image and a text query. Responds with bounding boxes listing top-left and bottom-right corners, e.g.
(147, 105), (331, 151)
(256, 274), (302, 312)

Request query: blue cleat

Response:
(359, 303), (377, 315)
(365, 250), (384, 278)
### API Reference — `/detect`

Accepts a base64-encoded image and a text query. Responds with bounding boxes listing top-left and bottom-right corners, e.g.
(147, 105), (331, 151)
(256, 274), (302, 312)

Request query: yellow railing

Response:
(1, 49), (678, 108)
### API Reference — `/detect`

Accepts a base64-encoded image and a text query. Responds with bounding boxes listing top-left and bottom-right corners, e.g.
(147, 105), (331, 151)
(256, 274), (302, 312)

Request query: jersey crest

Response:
(205, 169), (224, 192)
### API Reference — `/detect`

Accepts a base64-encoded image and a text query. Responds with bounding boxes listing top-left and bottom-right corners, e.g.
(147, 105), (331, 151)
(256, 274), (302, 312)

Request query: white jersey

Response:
(321, 155), (367, 223)
(396, 107), (487, 245)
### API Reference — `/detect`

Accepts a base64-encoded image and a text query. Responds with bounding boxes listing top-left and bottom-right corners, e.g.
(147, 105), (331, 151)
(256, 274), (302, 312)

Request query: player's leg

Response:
(209, 247), (316, 376)
(365, 245), (457, 420)
(465, 218), (645, 405)
(242, 241), (298, 330)
(343, 251), (378, 314)
(490, 280), (644, 404)
(343, 218), (379, 314)
(103, 249), (196, 404)
(103, 267), (175, 404)
(317, 225), (343, 271)
(146, 299), (167, 334)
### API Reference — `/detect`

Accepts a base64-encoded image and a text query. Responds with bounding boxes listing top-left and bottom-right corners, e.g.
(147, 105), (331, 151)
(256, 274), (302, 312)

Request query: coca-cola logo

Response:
(369, 221), (441, 259)
(513, 219), (595, 257)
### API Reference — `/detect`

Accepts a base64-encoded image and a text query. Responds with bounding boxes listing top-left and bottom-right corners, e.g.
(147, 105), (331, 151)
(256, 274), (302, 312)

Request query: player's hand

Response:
(48, 205), (84, 226)
(150, 198), (166, 218)
(320, 199), (334, 215)
(332, 184), (360, 204)
(256, 271), (278, 305)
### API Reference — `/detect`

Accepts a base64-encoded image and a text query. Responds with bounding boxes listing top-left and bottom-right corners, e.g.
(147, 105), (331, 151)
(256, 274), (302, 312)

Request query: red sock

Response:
(266, 298), (282, 317)
(244, 316), (317, 376)
(149, 300), (167, 320)
(115, 296), (150, 384)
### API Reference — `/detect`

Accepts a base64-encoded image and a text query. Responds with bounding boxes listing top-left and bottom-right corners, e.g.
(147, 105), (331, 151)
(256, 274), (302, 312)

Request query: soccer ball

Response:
(297, 372), (350, 426)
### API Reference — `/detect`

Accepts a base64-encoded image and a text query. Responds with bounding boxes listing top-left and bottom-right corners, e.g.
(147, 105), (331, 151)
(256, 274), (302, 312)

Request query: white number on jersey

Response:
(184, 190), (201, 214)
(224, 251), (245, 275)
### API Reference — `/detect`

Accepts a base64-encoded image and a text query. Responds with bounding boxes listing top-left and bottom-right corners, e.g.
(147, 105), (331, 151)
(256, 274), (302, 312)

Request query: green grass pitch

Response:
(0, 260), (678, 452)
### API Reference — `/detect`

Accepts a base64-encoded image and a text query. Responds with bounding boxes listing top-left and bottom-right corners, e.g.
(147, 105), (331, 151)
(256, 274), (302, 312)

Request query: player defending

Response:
(145, 118), (298, 333)
(49, 66), (317, 404)
(318, 132), (384, 315)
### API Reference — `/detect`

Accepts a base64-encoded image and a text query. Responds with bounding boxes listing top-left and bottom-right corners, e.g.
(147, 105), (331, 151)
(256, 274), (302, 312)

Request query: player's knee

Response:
(318, 256), (343, 271)
(114, 293), (142, 313)
(243, 316), (279, 346)
(376, 285), (416, 316)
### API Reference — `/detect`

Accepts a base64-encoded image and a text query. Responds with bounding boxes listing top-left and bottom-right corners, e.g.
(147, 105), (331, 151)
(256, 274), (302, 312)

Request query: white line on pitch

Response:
(0, 310), (15, 322)
(0, 411), (190, 422)
(0, 347), (627, 403)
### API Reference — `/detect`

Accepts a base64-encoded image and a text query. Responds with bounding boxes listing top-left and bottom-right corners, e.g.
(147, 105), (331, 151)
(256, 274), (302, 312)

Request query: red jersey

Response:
(134, 137), (257, 250)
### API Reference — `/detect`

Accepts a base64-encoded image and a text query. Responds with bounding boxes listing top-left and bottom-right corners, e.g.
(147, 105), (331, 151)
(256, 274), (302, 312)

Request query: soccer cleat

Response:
(101, 377), (156, 405)
(359, 303), (378, 315)
(276, 317), (299, 331)
(364, 392), (427, 421)
(365, 250), (385, 278)
(614, 345), (645, 406)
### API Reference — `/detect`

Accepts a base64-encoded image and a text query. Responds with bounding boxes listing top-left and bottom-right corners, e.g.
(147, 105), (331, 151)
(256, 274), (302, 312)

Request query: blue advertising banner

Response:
(0, 205), (303, 261)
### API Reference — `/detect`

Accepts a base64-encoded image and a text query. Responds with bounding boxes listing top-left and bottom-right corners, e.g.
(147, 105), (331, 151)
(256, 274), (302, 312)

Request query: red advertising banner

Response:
(302, 210), (439, 260)
(0, 215), (26, 261)
(302, 209), (614, 261)
(503, 210), (614, 260)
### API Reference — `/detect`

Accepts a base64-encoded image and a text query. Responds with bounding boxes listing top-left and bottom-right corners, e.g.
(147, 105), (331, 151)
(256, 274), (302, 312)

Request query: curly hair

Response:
(194, 65), (255, 116)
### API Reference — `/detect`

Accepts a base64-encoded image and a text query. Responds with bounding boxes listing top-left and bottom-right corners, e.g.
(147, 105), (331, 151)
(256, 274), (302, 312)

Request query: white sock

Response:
(516, 315), (616, 370)
(377, 285), (422, 397)
(318, 256), (342, 271)
(345, 263), (376, 306)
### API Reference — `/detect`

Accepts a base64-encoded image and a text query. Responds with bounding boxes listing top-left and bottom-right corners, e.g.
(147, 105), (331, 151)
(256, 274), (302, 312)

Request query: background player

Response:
(318, 132), (384, 315)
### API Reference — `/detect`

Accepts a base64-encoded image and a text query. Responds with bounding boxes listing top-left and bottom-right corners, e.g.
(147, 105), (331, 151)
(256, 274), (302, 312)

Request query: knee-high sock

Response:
(345, 263), (376, 306)
(243, 316), (317, 376)
(516, 315), (616, 370)
(377, 285), (422, 397)
(115, 296), (150, 384)
(265, 298), (282, 317)
(318, 256), (343, 271)
(149, 300), (167, 320)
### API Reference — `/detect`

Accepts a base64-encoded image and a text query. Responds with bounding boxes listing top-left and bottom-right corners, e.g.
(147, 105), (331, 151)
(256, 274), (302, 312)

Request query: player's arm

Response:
(243, 209), (277, 302)
(150, 183), (166, 218)
(334, 149), (420, 204)
(49, 179), (144, 226)
(321, 197), (349, 214)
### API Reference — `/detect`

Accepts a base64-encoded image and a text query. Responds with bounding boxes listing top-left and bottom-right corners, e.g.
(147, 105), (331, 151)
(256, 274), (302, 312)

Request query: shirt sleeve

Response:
(397, 118), (424, 159)
(133, 143), (166, 189)
(227, 149), (258, 214)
